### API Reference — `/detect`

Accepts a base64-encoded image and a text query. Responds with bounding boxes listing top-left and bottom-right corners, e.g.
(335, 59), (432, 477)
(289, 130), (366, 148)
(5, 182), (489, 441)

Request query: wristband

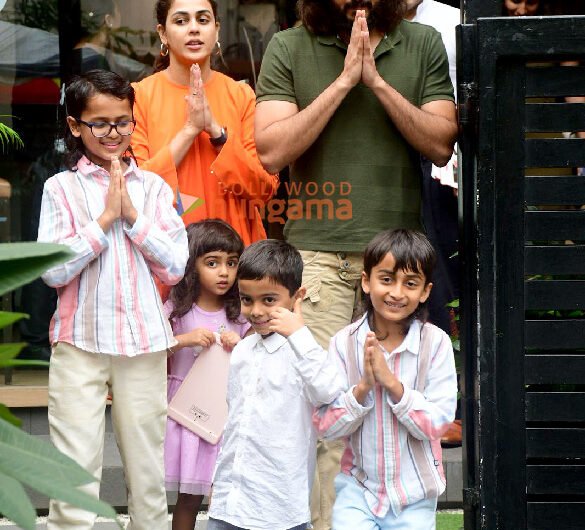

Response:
(210, 127), (228, 146)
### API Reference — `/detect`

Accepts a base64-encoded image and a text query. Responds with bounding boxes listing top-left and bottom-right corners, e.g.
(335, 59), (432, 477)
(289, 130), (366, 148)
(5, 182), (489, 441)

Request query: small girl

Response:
(38, 70), (188, 530)
(164, 219), (250, 530)
(314, 228), (458, 530)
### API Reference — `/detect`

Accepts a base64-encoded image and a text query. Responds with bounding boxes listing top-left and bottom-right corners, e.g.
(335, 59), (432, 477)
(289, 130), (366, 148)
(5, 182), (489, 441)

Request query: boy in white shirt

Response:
(208, 239), (342, 530)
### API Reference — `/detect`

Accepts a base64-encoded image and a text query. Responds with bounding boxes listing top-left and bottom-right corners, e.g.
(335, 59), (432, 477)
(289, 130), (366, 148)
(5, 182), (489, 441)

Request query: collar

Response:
(316, 24), (403, 59)
(251, 331), (288, 354)
(77, 155), (143, 181)
(356, 313), (422, 356)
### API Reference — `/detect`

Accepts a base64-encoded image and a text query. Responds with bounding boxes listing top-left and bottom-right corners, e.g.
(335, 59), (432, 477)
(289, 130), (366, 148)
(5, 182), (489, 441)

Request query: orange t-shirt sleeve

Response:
(210, 83), (279, 203)
(132, 81), (179, 197)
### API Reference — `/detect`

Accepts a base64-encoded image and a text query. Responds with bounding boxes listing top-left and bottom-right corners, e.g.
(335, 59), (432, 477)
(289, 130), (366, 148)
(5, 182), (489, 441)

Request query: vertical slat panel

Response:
(477, 16), (528, 528)
(475, 18), (499, 530)
(457, 21), (481, 530)
(493, 57), (527, 530)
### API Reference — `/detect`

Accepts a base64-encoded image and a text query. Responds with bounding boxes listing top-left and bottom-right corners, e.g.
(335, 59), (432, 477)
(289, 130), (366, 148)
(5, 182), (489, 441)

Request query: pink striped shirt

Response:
(313, 315), (457, 517)
(38, 156), (188, 356)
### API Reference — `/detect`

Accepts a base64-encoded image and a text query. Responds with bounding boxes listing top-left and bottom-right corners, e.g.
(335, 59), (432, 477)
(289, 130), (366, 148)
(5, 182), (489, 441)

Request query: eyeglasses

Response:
(75, 119), (136, 138)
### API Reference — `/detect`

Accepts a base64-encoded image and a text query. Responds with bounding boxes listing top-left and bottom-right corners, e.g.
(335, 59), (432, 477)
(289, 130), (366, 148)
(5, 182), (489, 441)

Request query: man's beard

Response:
(333, 0), (387, 40)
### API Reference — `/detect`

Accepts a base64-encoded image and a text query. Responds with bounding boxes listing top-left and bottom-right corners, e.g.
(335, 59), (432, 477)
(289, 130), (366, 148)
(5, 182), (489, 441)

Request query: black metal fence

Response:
(458, 11), (585, 530)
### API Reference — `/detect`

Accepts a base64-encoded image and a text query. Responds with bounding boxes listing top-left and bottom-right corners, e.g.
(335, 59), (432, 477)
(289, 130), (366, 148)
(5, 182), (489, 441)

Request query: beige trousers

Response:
(47, 342), (168, 530)
(299, 250), (363, 530)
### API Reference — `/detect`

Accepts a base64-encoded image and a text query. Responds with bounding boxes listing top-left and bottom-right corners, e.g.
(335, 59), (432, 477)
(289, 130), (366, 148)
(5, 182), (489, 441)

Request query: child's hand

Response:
(268, 297), (304, 337)
(362, 334), (377, 390)
(353, 333), (376, 405)
(366, 332), (404, 402)
(99, 157), (122, 230)
(220, 330), (240, 352)
(181, 328), (216, 349)
(113, 156), (137, 225)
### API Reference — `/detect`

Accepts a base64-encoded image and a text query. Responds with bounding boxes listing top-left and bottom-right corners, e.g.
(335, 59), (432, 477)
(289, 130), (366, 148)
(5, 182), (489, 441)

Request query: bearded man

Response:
(255, 2), (457, 529)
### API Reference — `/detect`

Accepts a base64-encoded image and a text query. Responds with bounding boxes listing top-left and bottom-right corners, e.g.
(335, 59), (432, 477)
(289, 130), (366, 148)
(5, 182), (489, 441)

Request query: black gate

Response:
(458, 12), (585, 530)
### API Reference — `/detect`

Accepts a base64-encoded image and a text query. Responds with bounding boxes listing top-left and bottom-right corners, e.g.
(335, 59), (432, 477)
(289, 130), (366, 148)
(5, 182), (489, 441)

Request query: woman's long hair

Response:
(168, 219), (244, 322)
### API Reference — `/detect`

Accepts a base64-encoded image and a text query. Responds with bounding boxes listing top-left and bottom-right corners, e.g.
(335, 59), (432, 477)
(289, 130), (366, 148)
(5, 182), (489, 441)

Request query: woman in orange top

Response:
(132, 0), (278, 245)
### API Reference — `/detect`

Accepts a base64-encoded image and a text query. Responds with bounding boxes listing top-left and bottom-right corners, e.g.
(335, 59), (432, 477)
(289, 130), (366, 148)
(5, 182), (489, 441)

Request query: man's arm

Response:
(361, 19), (457, 167)
(370, 84), (457, 167)
(255, 81), (350, 174)
(255, 15), (366, 174)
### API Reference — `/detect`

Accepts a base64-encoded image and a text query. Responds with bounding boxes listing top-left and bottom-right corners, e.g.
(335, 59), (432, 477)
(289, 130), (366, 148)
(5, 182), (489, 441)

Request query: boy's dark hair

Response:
(64, 69), (135, 169)
(169, 219), (244, 322)
(362, 228), (436, 329)
(237, 239), (303, 296)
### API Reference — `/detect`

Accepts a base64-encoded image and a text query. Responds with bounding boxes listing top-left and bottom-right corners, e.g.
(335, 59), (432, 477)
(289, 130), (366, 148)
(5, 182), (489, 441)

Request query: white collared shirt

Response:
(209, 326), (343, 530)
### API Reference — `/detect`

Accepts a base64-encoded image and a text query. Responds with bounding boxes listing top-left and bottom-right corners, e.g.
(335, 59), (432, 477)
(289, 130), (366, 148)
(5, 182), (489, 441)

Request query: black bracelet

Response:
(210, 127), (228, 146)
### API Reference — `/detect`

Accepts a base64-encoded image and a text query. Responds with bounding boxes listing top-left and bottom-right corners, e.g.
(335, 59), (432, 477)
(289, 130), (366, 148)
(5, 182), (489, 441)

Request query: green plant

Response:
(0, 118), (24, 153)
(0, 242), (121, 529)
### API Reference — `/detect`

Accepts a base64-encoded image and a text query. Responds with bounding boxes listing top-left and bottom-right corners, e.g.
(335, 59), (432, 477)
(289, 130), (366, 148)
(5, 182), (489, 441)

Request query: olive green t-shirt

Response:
(256, 21), (454, 252)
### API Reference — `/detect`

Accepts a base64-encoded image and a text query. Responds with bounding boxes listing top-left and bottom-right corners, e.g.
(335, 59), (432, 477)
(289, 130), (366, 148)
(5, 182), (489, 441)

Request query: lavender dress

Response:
(164, 302), (249, 495)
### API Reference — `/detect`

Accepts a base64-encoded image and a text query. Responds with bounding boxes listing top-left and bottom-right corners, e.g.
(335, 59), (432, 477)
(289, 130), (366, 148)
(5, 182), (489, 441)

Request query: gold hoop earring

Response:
(160, 43), (169, 57)
(215, 41), (227, 68)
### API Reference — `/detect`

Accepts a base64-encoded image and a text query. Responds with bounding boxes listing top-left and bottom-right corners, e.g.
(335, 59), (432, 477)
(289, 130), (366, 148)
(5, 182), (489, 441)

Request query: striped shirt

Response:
(313, 315), (457, 517)
(38, 156), (188, 356)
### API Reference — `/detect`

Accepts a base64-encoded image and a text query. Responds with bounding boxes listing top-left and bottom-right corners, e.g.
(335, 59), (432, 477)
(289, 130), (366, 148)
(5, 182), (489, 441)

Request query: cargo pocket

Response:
(302, 274), (332, 312)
